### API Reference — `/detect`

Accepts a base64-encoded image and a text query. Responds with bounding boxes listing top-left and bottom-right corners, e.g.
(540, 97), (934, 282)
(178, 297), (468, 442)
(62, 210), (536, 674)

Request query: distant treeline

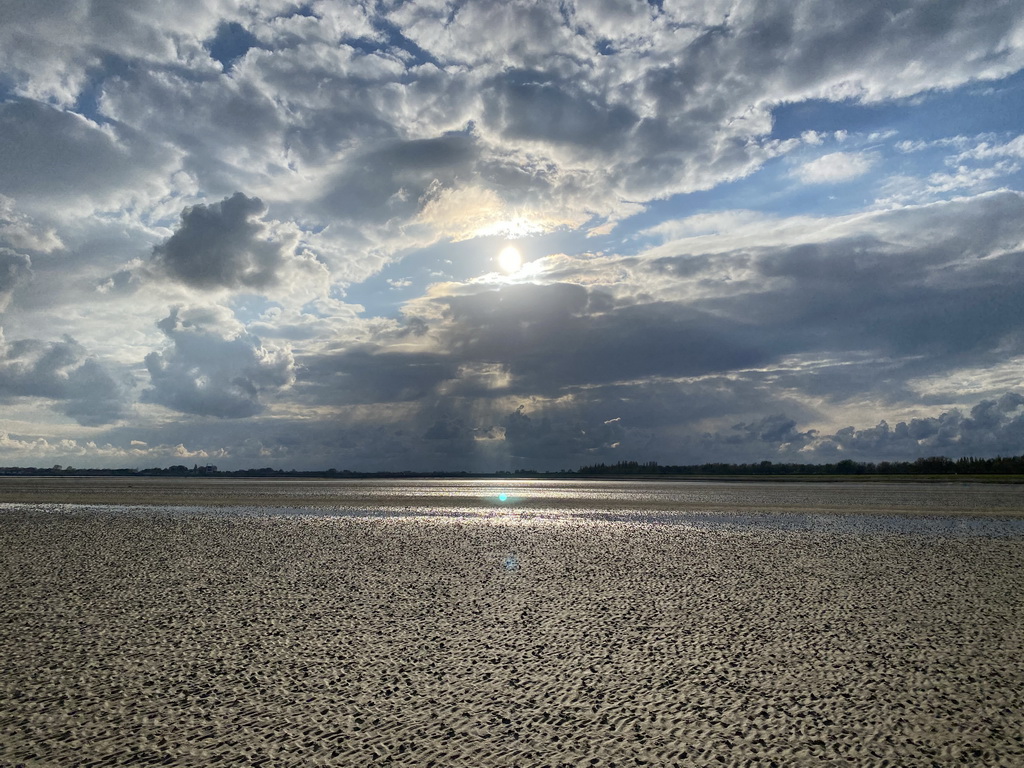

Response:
(1, 455), (1024, 478)
(574, 456), (1024, 476)
(0, 464), (480, 478)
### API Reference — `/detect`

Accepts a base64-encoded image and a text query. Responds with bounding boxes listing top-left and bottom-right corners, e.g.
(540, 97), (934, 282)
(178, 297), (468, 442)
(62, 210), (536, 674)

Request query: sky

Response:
(1, 0), (1024, 471)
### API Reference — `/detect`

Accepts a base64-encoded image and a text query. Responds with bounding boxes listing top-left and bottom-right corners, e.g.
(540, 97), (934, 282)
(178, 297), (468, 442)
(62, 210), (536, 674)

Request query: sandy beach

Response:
(2, 492), (1023, 766)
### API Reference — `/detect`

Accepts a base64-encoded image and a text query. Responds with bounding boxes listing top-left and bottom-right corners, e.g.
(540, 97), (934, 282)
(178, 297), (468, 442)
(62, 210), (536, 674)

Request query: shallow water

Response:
(4, 477), (1024, 536)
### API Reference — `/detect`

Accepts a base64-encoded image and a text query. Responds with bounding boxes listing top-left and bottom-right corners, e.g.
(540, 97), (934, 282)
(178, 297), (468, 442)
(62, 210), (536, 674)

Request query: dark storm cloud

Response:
(639, 192), (1024, 398)
(477, 374), (815, 468)
(143, 307), (295, 418)
(501, 405), (596, 463)
(422, 415), (469, 442)
(60, 384), (1024, 473)
(296, 280), (770, 410)
(94, 406), (468, 473)
(152, 193), (292, 290)
(727, 414), (809, 446)
(438, 282), (768, 393)
(747, 238), (1024, 360)
(297, 345), (459, 406)
(473, 389), (1024, 468)
(0, 333), (131, 425)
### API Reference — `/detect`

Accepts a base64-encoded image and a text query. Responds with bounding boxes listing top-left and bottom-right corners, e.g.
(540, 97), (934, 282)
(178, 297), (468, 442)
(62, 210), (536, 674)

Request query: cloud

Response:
(794, 151), (876, 184)
(297, 190), (1024, 466)
(625, 193), (1024, 393)
(0, 249), (32, 312)
(316, 133), (480, 226)
(0, 331), (132, 425)
(485, 390), (1024, 467)
(740, 392), (1024, 462)
(387, 0), (1024, 211)
(956, 134), (1024, 162)
(0, 100), (179, 213)
(151, 192), (327, 295)
(13, 0), (1016, 247)
(481, 68), (640, 154)
(0, 0), (258, 107)
(143, 306), (295, 417)
(642, 210), (772, 241)
(298, 344), (458, 407)
(0, 195), (63, 253)
(0, 429), (233, 467)
(426, 282), (769, 395)
(0, 1), (1023, 471)
(152, 193), (282, 289)
(97, 62), (290, 198)
(502, 404), (588, 463)
(277, 190), (1024, 444)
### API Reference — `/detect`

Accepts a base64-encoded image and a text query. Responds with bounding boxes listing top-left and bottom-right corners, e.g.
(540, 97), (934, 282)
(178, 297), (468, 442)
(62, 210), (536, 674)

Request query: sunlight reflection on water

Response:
(4, 478), (1024, 536)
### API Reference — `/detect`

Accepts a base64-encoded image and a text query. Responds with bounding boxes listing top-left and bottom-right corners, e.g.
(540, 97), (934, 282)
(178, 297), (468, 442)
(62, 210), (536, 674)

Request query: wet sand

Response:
(1, 500), (1023, 766)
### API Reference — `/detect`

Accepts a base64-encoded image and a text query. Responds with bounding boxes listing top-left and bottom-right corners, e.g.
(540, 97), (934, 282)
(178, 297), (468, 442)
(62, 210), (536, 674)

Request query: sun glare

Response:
(498, 245), (522, 273)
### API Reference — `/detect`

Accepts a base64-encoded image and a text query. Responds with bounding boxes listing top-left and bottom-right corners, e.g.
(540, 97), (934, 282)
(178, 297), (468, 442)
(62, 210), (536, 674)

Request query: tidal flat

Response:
(1, 478), (1023, 766)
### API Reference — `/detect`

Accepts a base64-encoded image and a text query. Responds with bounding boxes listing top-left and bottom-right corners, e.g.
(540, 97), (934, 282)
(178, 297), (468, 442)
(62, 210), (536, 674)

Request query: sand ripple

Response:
(2, 508), (1023, 766)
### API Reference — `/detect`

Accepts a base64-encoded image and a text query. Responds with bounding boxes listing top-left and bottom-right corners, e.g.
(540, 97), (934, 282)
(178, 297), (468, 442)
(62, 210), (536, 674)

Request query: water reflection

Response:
(282, 477), (1024, 516)
(6, 478), (1023, 537)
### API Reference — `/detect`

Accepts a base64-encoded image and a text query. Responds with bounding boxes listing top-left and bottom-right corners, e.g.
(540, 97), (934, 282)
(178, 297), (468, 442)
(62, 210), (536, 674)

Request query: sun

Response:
(498, 245), (522, 273)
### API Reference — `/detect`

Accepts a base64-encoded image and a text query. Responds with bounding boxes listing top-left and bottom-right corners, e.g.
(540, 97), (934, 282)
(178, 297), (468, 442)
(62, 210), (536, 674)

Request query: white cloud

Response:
(0, 430), (230, 466)
(957, 134), (1024, 161)
(879, 133), (1024, 205)
(641, 210), (773, 241)
(0, 195), (63, 253)
(794, 151), (876, 184)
